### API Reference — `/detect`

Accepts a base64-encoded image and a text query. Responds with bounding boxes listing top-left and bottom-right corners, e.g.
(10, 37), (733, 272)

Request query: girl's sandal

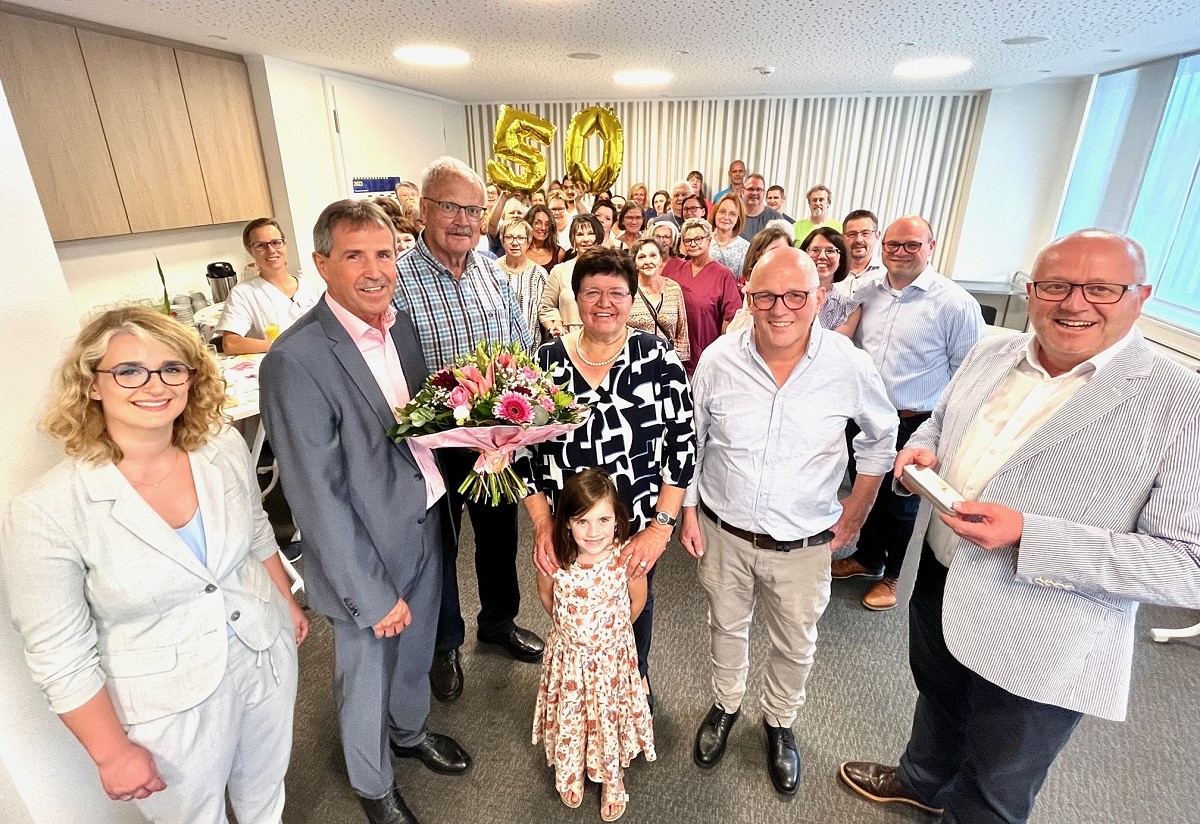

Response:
(557, 774), (583, 809)
(601, 783), (628, 822)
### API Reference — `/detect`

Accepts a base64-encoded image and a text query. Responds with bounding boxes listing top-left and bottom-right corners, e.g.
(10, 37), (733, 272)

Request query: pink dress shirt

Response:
(325, 294), (445, 508)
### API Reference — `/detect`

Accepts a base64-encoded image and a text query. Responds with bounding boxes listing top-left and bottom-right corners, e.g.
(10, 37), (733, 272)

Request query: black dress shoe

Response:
(838, 761), (943, 815)
(693, 704), (739, 768)
(764, 721), (800, 796)
(391, 732), (472, 775)
(429, 648), (463, 703)
(477, 625), (544, 663)
(359, 787), (419, 824)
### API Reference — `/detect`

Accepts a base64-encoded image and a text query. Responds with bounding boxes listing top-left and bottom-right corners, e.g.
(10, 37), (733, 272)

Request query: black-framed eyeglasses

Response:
(95, 362), (196, 388)
(748, 289), (815, 310)
(1030, 281), (1141, 305)
(250, 239), (285, 253)
(882, 240), (926, 254)
(422, 197), (484, 221)
(682, 236), (709, 246)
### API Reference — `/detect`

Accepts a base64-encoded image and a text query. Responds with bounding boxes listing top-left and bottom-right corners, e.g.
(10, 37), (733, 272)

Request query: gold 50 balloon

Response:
(486, 105), (625, 195)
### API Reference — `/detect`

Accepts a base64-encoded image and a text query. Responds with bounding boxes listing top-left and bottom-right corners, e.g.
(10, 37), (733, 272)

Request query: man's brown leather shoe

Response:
(862, 577), (898, 610)
(838, 761), (943, 815)
(830, 558), (884, 579)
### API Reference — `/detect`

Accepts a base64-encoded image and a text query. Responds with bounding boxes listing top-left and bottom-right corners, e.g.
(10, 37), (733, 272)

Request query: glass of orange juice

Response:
(265, 324), (280, 342)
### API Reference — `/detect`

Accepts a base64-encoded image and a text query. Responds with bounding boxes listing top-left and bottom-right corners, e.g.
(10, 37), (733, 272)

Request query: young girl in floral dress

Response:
(533, 468), (655, 822)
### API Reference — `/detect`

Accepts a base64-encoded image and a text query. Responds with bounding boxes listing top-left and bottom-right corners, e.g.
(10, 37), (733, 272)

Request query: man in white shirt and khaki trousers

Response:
(679, 247), (898, 796)
(839, 230), (1200, 824)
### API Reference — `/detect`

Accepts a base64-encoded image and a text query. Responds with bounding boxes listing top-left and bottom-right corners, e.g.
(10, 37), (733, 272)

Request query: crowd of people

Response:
(2, 152), (1198, 824)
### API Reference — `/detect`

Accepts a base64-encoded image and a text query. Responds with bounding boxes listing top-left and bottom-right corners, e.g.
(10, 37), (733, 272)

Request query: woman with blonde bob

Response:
(2, 305), (307, 824)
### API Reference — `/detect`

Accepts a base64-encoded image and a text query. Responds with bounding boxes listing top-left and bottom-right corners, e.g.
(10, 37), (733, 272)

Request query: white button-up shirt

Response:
(685, 325), (898, 539)
(927, 329), (1138, 565)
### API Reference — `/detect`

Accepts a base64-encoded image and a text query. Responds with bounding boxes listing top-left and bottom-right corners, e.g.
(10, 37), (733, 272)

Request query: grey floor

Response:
(277, 509), (1200, 824)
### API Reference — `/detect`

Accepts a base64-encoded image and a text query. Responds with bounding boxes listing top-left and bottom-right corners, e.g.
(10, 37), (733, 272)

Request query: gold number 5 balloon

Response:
(563, 106), (624, 194)
(486, 105), (556, 194)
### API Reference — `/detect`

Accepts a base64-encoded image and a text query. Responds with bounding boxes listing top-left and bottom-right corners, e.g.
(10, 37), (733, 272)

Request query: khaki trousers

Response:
(696, 514), (832, 728)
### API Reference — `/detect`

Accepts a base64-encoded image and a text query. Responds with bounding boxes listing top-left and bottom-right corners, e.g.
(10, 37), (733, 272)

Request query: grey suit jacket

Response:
(1, 428), (287, 725)
(896, 330), (1200, 721)
(260, 297), (442, 629)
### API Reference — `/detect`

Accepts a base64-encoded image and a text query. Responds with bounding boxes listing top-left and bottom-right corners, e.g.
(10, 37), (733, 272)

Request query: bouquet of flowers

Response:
(390, 341), (589, 505)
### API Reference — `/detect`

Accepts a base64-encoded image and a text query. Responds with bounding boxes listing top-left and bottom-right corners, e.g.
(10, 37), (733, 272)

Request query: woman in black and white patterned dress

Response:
(520, 247), (695, 706)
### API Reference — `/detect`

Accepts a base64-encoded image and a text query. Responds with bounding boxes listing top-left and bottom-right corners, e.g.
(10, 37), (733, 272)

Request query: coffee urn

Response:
(206, 262), (237, 303)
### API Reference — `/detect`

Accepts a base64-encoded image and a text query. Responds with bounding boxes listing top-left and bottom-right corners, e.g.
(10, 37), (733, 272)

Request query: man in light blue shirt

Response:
(679, 246), (898, 797)
(835, 216), (985, 610)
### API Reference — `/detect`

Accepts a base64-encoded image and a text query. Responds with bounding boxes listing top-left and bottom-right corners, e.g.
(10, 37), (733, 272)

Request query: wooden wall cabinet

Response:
(0, 13), (130, 241)
(0, 12), (273, 241)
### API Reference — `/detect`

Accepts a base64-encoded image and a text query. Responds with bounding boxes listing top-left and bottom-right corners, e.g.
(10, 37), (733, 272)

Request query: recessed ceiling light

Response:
(1037, 69), (1052, 74)
(676, 50), (691, 55)
(613, 69), (673, 86)
(1002, 35), (1049, 46)
(569, 52), (602, 60)
(1103, 48), (1122, 53)
(896, 41), (915, 47)
(893, 55), (973, 79)
(393, 45), (470, 67)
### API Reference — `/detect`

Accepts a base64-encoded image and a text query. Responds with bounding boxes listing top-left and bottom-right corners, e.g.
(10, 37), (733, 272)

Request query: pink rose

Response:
(447, 386), (471, 409)
(538, 396), (555, 413)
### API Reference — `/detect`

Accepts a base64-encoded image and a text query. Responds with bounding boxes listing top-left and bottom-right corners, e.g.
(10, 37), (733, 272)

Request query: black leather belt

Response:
(699, 502), (834, 551)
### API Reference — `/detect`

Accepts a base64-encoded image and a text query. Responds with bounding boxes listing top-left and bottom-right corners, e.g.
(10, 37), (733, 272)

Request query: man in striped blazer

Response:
(838, 229), (1200, 824)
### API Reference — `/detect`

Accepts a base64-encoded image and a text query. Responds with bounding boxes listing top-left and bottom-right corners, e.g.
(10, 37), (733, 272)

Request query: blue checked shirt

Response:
(392, 235), (533, 370)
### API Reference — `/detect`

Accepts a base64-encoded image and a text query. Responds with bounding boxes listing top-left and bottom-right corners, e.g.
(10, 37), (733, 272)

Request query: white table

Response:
(219, 354), (301, 593)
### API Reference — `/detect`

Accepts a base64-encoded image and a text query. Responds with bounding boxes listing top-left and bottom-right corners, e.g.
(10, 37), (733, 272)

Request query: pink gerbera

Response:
(494, 392), (533, 424)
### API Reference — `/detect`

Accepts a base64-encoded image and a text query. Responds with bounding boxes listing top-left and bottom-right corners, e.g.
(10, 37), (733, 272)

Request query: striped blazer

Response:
(895, 330), (1200, 721)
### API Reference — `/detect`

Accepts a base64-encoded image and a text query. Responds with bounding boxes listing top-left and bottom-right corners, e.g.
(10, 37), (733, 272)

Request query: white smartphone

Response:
(902, 464), (966, 516)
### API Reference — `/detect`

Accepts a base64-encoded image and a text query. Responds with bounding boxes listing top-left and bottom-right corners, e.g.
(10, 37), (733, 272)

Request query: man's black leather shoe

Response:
(764, 721), (800, 796)
(477, 625), (544, 663)
(693, 704), (739, 768)
(391, 732), (472, 775)
(429, 648), (463, 703)
(359, 787), (419, 824)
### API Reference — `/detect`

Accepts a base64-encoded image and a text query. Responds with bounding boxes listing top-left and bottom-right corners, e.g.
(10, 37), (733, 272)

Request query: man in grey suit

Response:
(261, 200), (470, 824)
(838, 229), (1200, 823)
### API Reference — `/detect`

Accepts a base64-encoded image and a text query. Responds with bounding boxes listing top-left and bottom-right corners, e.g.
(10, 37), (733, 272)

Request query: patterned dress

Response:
(533, 547), (655, 794)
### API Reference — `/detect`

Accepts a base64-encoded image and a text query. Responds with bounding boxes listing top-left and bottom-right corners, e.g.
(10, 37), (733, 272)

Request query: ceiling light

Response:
(896, 41), (915, 47)
(1103, 48), (1122, 53)
(208, 34), (229, 41)
(569, 52), (601, 60)
(613, 69), (672, 86)
(393, 45), (470, 67)
(1002, 36), (1049, 46)
(893, 56), (973, 80)
(1037, 69), (1052, 74)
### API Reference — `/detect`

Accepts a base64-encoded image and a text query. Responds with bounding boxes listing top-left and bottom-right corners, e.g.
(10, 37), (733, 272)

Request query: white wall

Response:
(249, 56), (467, 268)
(0, 78), (144, 824)
(946, 79), (1091, 281)
(56, 223), (251, 319)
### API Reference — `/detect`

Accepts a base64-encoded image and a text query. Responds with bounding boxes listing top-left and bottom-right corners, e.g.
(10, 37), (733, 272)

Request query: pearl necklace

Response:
(575, 330), (629, 367)
(124, 448), (181, 489)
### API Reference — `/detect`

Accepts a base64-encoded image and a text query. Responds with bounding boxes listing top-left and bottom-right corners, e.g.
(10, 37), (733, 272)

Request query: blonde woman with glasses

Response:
(2, 306), (307, 823)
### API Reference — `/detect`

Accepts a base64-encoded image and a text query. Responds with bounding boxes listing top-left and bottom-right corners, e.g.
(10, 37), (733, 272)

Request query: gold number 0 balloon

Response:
(486, 105), (556, 195)
(563, 106), (624, 194)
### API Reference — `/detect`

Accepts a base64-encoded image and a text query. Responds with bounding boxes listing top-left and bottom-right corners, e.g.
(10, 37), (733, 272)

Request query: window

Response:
(1057, 53), (1200, 341)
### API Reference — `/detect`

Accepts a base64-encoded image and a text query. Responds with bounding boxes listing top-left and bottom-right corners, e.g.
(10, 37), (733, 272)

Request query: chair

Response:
(979, 303), (998, 325)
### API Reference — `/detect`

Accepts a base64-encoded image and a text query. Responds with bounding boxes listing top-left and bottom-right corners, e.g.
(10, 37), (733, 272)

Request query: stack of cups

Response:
(171, 294), (194, 326)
